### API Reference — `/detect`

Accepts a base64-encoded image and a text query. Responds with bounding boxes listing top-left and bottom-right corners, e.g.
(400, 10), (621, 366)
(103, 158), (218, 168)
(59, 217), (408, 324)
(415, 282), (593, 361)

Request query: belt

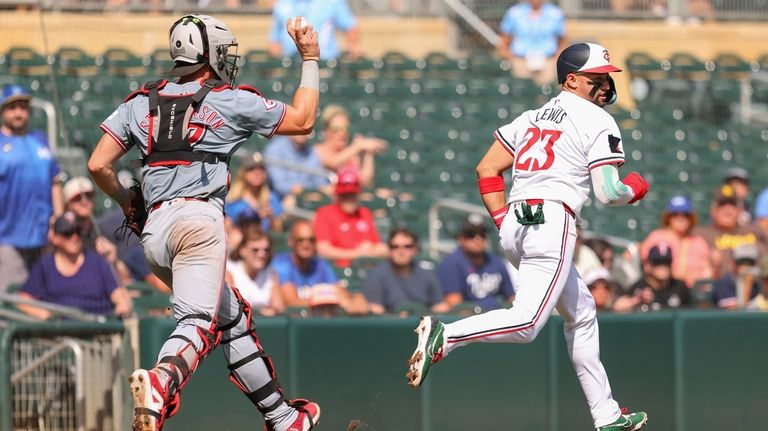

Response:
(524, 199), (575, 219)
(151, 197), (209, 212)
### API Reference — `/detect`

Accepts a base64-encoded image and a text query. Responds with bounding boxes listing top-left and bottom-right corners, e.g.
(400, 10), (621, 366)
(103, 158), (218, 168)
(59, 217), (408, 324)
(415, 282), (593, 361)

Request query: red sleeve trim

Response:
(236, 84), (262, 95)
(267, 104), (287, 139)
(588, 159), (625, 170)
(100, 124), (128, 152)
(494, 129), (515, 156)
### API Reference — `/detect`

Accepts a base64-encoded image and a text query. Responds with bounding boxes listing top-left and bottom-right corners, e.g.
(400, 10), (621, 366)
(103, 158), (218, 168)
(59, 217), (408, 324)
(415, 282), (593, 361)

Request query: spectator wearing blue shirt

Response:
(226, 153), (283, 232)
(17, 211), (132, 319)
(272, 220), (368, 313)
(269, 0), (360, 60)
(437, 219), (515, 311)
(263, 134), (332, 201)
(497, 0), (567, 85)
(0, 85), (64, 292)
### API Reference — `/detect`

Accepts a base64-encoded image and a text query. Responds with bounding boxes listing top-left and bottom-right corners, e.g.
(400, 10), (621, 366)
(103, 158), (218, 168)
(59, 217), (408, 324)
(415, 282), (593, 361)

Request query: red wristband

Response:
(478, 176), (505, 195)
(490, 205), (509, 229)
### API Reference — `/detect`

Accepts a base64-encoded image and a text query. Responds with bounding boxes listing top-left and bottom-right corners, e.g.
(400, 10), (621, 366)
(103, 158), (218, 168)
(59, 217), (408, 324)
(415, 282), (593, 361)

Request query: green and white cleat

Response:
(406, 316), (445, 388)
(598, 410), (648, 431)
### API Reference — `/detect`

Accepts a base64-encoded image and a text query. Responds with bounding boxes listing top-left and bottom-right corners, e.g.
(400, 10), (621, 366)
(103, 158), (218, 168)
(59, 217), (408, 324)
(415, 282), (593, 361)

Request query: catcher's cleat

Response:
(129, 369), (168, 431)
(406, 316), (445, 388)
(264, 399), (321, 431)
(597, 409), (648, 431)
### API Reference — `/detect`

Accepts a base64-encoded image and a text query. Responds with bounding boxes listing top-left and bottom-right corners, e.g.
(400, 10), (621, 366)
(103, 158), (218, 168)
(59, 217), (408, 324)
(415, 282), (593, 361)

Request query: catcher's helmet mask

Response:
(556, 42), (621, 105)
(168, 15), (240, 85)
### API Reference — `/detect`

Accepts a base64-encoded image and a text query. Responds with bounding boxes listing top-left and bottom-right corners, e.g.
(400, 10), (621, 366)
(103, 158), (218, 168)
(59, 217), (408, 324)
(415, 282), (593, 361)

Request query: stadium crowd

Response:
(3, 78), (768, 320)
(1, 0), (766, 320)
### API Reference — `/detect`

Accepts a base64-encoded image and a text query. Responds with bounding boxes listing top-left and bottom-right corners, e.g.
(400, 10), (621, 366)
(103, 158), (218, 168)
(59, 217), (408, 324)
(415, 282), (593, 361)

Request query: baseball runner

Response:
(88, 15), (321, 431)
(407, 43), (650, 431)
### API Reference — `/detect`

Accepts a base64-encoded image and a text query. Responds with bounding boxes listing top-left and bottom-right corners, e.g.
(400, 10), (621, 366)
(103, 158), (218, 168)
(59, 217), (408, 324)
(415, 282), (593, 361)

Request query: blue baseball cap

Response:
(1, 85), (32, 107)
(665, 195), (693, 214)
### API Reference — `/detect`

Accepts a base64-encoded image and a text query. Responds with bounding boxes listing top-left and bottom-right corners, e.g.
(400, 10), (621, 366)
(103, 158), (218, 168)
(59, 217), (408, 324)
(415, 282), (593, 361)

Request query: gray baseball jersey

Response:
(100, 81), (286, 211)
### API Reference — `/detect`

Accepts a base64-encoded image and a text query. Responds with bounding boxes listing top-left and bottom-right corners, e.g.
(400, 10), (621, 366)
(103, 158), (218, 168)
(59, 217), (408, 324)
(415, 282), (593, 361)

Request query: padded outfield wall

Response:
(138, 311), (768, 431)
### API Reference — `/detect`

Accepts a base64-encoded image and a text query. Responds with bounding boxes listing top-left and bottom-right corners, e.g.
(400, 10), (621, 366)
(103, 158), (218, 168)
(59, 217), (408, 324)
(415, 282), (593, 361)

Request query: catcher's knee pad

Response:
(156, 315), (222, 418)
(219, 286), (285, 414)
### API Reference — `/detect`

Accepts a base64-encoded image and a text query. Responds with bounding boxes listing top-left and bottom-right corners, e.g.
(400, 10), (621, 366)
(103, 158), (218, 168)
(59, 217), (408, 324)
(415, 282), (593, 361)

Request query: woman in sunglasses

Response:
(226, 225), (284, 316)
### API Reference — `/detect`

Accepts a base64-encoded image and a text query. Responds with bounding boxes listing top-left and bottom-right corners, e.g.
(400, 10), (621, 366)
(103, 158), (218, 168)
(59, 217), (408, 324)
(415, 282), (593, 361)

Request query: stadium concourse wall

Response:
(136, 311), (767, 431)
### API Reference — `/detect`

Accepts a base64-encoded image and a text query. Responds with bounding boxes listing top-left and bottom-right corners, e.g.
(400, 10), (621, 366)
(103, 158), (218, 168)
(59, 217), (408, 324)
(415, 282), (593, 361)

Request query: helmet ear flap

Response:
(605, 75), (617, 105)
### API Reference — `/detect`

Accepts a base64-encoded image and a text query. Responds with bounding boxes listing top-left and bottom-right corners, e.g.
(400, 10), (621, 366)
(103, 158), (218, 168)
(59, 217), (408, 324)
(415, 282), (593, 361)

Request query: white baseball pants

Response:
(442, 200), (622, 428)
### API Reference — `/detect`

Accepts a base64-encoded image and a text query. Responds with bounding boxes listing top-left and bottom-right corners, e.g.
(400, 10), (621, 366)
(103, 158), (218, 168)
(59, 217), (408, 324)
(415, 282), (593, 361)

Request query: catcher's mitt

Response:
(117, 183), (147, 240)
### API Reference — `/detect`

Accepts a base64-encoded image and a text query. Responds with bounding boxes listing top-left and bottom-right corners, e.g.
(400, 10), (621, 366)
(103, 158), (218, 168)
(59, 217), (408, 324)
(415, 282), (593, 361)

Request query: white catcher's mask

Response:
(168, 14), (240, 85)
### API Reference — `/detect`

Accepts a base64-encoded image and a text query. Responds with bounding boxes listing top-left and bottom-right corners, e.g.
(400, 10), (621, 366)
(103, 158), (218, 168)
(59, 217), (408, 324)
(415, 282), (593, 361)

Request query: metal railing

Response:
(0, 321), (130, 431)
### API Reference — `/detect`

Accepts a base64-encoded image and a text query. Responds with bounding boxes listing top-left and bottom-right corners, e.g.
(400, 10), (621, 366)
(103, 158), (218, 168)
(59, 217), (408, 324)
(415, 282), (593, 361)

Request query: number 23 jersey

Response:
(494, 91), (625, 216)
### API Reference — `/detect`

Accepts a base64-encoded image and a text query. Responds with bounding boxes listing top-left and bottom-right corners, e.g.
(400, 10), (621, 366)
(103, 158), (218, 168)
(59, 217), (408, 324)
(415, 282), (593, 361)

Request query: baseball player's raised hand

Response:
(623, 172), (649, 204)
(286, 17), (320, 61)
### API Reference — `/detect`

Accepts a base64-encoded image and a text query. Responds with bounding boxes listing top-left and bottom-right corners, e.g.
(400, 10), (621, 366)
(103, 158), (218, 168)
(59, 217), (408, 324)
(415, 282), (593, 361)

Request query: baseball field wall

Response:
(138, 311), (767, 431)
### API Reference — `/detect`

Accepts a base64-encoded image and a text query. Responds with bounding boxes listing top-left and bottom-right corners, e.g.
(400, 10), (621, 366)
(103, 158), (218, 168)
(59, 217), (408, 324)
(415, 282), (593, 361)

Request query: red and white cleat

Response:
(129, 369), (168, 431)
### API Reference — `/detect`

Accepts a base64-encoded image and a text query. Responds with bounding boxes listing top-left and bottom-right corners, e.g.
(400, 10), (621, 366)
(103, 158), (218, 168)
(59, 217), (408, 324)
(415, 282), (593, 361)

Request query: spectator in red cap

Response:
(313, 169), (388, 268)
(640, 195), (712, 288)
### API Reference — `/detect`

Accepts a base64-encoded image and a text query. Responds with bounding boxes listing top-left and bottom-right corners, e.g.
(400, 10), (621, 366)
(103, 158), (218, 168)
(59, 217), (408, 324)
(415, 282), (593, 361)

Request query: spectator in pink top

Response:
(641, 195), (713, 288)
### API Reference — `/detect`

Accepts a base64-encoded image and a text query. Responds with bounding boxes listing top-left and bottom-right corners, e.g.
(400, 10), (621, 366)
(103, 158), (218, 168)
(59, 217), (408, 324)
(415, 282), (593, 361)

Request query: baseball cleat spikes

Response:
(407, 316), (445, 388)
(130, 369), (166, 431)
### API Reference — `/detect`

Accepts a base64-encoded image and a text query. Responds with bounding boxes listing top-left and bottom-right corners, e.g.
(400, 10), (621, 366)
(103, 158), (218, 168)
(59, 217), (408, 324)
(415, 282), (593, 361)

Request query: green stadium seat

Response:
(52, 47), (97, 76)
(378, 51), (420, 79)
(5, 46), (49, 76)
(242, 49), (289, 79)
(625, 52), (665, 79)
(96, 48), (146, 76)
(144, 48), (174, 77)
(667, 52), (709, 80)
(418, 51), (461, 79)
(712, 52), (752, 79)
(335, 52), (378, 79)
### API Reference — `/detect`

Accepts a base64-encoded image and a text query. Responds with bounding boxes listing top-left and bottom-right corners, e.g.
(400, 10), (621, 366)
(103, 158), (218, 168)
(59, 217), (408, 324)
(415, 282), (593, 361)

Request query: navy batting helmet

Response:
(557, 42), (622, 104)
(556, 43), (621, 84)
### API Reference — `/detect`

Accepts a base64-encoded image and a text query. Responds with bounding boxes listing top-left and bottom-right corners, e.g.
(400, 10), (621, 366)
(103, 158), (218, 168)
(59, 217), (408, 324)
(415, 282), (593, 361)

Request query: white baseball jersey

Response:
(494, 91), (624, 215)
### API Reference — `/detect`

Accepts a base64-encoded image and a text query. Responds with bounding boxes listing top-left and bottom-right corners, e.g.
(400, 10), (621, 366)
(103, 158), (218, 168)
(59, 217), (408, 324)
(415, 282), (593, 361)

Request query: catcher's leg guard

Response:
(217, 286), (287, 416)
(153, 314), (222, 420)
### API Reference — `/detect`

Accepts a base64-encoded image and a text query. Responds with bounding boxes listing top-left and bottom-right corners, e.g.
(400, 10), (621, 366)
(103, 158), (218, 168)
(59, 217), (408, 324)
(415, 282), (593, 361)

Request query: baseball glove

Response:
(117, 183), (147, 240)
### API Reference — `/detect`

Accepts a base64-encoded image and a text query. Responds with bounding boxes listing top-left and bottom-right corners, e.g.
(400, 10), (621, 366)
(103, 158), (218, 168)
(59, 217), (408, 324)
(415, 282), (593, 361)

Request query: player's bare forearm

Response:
(88, 133), (132, 208)
(277, 86), (319, 135)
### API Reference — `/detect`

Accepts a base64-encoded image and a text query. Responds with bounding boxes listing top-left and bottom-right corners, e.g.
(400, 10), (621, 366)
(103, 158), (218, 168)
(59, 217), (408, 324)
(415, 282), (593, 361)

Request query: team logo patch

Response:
(603, 50), (610, 62)
(608, 134), (622, 153)
(262, 98), (278, 111)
